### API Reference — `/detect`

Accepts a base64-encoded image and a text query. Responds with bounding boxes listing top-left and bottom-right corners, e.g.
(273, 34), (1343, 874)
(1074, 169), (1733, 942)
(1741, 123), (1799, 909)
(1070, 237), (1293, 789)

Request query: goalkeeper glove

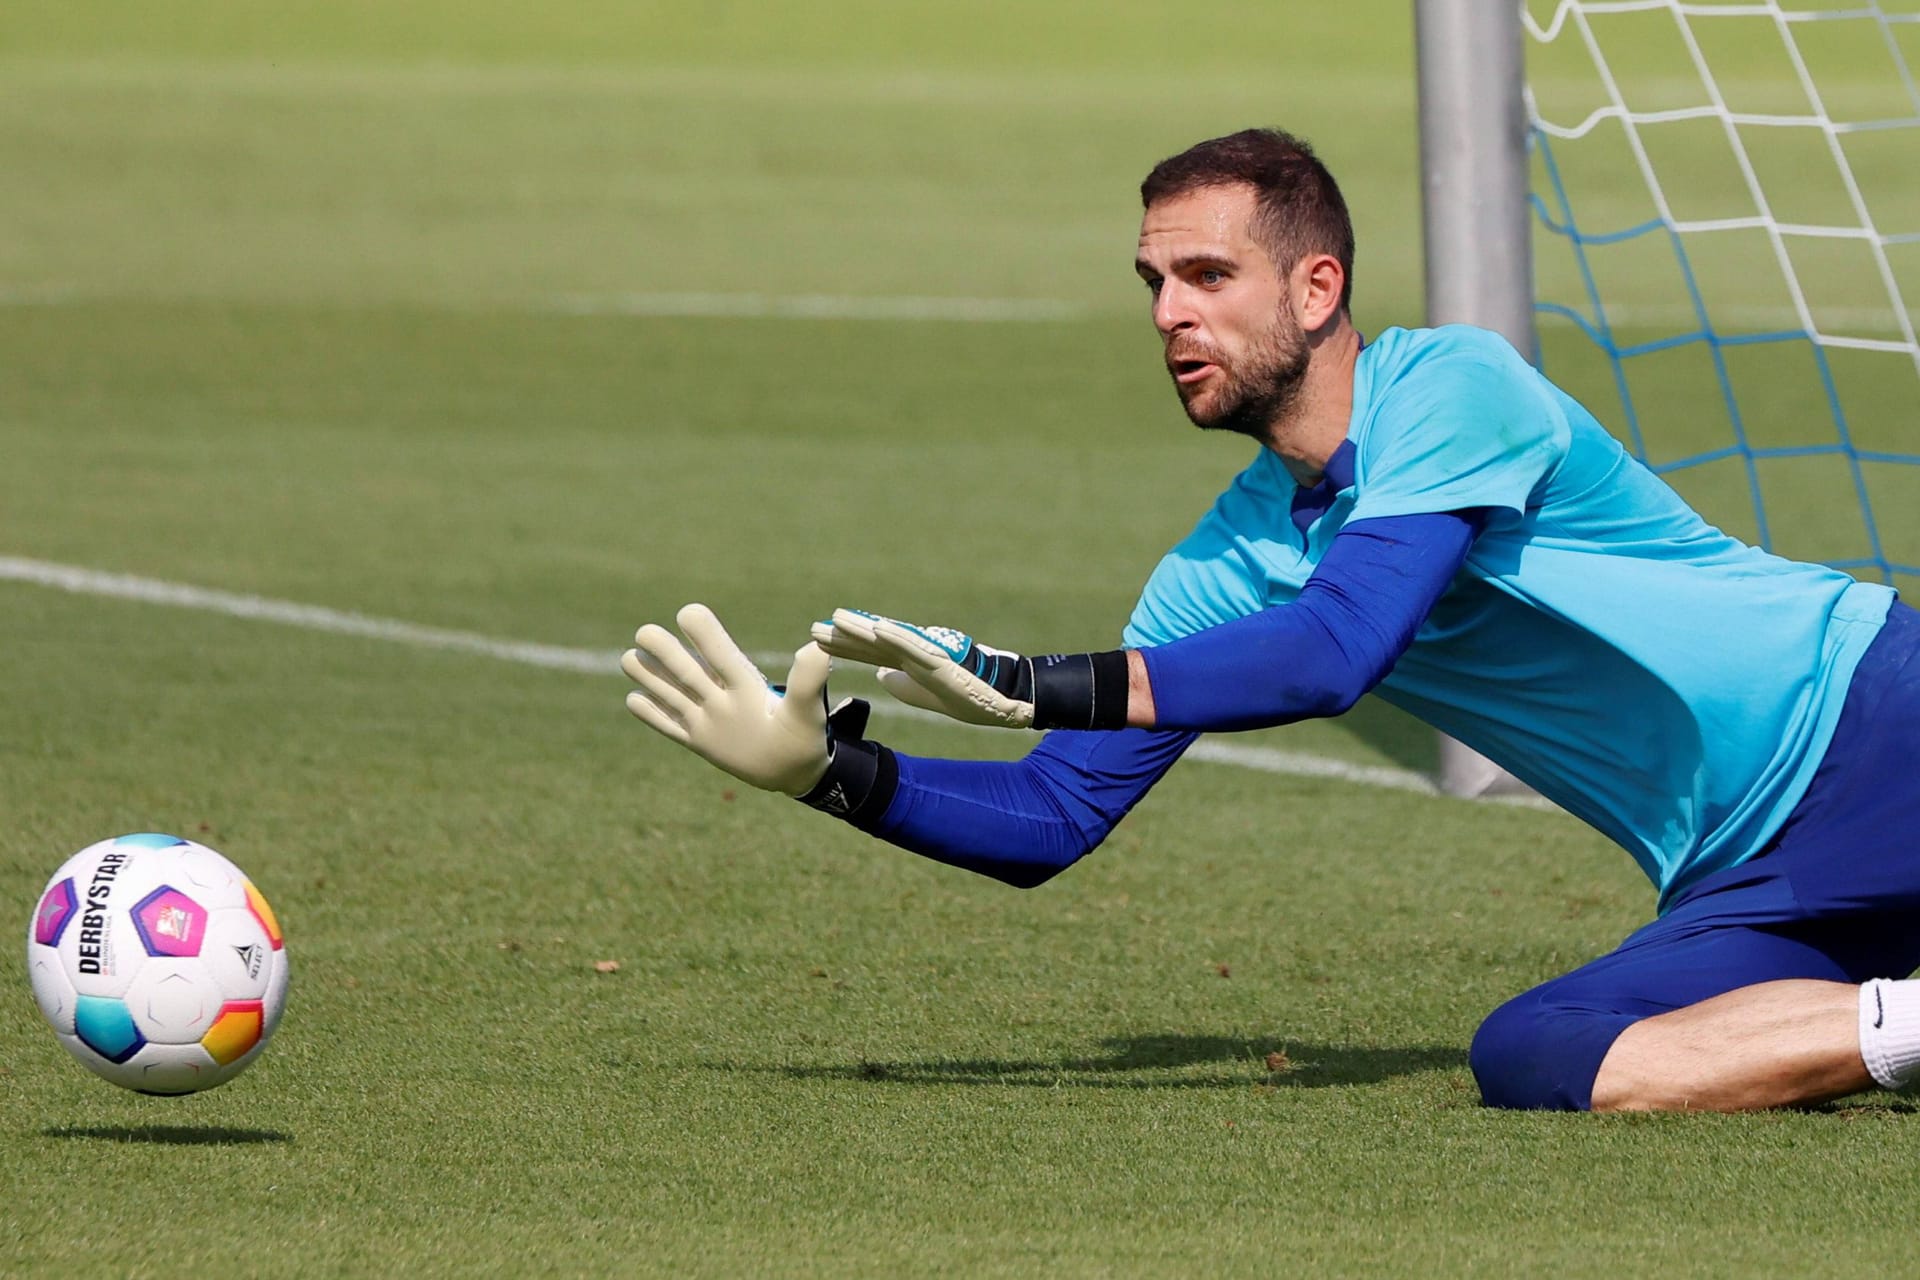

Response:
(810, 608), (1131, 732)
(623, 604), (896, 823)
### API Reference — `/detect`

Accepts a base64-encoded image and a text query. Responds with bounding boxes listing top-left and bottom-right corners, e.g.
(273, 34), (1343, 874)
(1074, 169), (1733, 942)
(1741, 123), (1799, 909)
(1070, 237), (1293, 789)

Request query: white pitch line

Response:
(0, 555), (622, 676)
(0, 554), (1448, 796)
(1185, 740), (1437, 794)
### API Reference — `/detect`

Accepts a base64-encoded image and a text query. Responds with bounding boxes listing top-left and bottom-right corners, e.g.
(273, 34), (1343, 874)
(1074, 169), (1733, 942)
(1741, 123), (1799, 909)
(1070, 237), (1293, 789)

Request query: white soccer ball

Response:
(25, 833), (289, 1095)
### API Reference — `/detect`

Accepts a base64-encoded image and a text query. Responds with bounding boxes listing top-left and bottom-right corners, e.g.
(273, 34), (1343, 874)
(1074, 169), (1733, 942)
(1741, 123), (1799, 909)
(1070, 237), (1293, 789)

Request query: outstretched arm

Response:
(621, 604), (1195, 888)
(848, 728), (1197, 888)
(818, 510), (1483, 734)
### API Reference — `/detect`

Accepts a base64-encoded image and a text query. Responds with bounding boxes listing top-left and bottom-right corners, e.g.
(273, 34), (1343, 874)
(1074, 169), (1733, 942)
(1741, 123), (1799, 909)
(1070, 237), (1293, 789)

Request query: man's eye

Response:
(1144, 278), (1163, 295)
(1199, 269), (1224, 286)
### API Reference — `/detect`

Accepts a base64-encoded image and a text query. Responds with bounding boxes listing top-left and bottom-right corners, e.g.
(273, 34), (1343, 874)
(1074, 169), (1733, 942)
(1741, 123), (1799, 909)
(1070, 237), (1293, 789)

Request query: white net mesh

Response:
(1525, 0), (1920, 593)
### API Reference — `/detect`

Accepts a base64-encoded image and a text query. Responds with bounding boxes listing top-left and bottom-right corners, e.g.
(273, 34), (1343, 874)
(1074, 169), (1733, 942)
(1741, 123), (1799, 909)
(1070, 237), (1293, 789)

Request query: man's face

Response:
(1135, 184), (1309, 439)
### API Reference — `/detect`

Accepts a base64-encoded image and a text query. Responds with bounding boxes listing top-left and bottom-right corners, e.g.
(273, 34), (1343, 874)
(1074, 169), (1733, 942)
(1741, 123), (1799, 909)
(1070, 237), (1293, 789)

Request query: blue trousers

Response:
(1472, 600), (1920, 1110)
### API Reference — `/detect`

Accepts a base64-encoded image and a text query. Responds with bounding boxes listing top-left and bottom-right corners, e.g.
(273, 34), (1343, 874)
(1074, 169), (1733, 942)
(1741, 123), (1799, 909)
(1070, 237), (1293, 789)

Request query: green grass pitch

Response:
(3, 3), (1919, 1275)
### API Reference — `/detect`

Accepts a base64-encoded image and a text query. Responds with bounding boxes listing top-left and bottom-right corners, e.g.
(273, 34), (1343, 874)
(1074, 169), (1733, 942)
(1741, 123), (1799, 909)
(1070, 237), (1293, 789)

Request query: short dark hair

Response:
(1140, 128), (1355, 312)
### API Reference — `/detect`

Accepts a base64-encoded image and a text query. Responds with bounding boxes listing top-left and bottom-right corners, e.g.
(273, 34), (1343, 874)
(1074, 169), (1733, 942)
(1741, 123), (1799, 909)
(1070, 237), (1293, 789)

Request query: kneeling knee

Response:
(1471, 994), (1621, 1111)
(1471, 997), (1551, 1108)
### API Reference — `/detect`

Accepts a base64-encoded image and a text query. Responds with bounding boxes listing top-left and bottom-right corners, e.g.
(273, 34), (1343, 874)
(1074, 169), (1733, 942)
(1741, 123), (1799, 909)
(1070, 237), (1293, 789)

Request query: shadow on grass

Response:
(766, 1033), (1465, 1090)
(41, 1125), (291, 1145)
(1817, 1097), (1920, 1117)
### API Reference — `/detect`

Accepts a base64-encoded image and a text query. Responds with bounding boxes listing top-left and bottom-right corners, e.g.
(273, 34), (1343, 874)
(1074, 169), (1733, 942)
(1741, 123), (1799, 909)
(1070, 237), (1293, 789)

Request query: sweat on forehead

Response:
(1138, 185), (1262, 242)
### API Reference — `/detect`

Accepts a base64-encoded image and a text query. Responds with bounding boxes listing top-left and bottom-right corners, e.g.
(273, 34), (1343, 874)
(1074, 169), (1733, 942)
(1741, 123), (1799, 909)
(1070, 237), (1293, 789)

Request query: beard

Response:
(1167, 305), (1310, 439)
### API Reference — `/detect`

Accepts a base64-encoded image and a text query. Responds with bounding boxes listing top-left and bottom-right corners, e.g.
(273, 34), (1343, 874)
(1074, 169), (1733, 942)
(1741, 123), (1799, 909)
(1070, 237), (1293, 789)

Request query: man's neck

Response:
(1264, 319), (1361, 487)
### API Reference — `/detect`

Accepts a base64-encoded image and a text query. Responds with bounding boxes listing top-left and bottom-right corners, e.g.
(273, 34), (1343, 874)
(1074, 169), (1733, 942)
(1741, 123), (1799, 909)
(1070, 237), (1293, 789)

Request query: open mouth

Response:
(1172, 358), (1217, 385)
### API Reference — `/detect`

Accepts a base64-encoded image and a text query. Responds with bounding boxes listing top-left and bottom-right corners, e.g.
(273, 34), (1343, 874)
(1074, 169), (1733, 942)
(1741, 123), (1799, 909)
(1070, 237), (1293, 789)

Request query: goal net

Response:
(1524, 0), (1920, 597)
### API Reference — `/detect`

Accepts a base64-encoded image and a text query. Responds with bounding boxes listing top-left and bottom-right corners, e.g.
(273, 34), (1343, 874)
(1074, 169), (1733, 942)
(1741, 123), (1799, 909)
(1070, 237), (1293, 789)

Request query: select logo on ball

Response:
(232, 942), (263, 980)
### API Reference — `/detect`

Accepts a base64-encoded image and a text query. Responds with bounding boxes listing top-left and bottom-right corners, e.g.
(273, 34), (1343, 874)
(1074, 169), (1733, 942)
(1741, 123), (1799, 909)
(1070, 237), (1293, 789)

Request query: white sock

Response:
(1858, 978), (1920, 1090)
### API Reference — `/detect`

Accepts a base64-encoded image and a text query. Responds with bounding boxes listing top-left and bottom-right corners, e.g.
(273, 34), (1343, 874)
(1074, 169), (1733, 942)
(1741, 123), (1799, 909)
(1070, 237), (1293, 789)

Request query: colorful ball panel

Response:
(244, 881), (284, 950)
(201, 1000), (265, 1066)
(33, 878), (77, 947)
(131, 886), (209, 958)
(73, 994), (145, 1064)
(112, 833), (189, 849)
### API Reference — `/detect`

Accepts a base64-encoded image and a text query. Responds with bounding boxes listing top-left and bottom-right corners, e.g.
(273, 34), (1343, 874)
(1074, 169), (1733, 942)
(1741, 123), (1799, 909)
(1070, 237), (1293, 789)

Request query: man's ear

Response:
(1295, 252), (1346, 333)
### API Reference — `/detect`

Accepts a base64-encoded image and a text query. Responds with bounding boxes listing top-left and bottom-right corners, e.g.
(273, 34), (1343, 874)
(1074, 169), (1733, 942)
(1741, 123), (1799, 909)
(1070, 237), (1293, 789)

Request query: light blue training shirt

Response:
(1124, 324), (1895, 907)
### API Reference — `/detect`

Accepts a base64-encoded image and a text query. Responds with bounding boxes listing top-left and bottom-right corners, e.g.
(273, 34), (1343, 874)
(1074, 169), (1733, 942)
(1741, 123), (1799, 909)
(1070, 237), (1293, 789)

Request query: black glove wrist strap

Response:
(797, 737), (898, 830)
(1028, 649), (1132, 732)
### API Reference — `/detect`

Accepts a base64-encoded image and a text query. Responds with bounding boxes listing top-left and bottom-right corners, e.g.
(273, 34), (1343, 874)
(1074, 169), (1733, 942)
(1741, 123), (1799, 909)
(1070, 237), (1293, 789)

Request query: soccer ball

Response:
(25, 833), (289, 1095)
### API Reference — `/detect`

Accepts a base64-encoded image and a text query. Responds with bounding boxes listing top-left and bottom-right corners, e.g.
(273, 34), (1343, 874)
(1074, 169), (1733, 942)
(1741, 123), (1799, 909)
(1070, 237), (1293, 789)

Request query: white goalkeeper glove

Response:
(810, 608), (1132, 732)
(623, 605), (895, 823)
(810, 609), (1033, 728)
(622, 603), (840, 795)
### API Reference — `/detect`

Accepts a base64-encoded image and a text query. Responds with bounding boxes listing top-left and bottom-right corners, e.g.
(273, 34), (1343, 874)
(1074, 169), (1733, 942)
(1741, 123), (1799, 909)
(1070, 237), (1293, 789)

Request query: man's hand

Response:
(623, 604), (835, 795)
(811, 609), (1037, 729)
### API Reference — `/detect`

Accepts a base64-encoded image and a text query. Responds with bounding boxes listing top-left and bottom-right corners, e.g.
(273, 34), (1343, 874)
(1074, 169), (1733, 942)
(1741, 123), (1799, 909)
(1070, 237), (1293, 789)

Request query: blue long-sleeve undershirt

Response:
(1140, 509), (1483, 731)
(876, 727), (1199, 887)
(867, 511), (1481, 887)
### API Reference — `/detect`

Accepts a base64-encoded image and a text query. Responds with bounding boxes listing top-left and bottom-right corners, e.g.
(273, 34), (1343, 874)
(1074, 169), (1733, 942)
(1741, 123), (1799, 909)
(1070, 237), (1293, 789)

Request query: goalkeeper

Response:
(621, 129), (1920, 1114)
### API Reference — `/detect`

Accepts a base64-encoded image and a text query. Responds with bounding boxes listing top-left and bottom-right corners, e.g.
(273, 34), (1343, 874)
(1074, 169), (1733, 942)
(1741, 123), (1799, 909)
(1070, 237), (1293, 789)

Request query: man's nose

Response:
(1153, 281), (1198, 336)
